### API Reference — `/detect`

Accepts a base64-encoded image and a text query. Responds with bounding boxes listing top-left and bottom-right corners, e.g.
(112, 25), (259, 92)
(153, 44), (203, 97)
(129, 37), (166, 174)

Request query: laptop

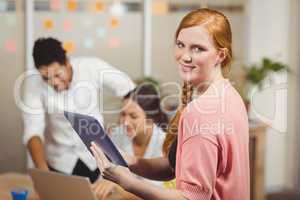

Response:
(64, 111), (128, 167)
(28, 169), (97, 200)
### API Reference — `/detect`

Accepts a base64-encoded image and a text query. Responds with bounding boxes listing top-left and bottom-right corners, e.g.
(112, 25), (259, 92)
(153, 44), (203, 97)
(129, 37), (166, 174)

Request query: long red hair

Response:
(163, 8), (233, 155)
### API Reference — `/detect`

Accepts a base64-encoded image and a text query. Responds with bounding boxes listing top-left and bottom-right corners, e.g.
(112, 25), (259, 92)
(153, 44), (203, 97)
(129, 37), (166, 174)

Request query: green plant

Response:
(240, 57), (289, 101)
(244, 57), (289, 89)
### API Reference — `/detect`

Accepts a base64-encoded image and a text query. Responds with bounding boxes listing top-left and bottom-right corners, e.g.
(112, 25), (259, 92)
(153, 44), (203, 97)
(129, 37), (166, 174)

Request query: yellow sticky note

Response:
(110, 17), (120, 28)
(94, 1), (105, 12)
(67, 0), (77, 11)
(63, 41), (75, 53)
(152, 1), (168, 15)
(43, 19), (54, 29)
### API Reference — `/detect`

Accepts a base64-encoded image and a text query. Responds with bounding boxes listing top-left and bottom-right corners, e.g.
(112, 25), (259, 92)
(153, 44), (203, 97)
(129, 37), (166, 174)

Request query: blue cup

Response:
(11, 189), (28, 200)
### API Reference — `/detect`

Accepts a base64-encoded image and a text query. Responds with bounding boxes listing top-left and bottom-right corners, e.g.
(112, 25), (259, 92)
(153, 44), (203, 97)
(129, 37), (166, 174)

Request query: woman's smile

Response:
(180, 63), (196, 72)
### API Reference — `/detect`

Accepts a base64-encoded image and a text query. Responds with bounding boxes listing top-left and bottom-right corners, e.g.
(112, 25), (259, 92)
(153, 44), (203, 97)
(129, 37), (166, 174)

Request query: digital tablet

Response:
(64, 111), (128, 167)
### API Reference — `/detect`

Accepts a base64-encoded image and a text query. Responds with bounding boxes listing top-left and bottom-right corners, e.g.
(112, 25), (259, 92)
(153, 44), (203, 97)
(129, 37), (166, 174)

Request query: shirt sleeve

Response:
(22, 74), (46, 145)
(93, 58), (136, 97)
(178, 135), (219, 200)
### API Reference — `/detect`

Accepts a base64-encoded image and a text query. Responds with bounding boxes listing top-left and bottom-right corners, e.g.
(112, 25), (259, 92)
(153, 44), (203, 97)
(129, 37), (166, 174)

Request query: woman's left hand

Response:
(90, 142), (137, 191)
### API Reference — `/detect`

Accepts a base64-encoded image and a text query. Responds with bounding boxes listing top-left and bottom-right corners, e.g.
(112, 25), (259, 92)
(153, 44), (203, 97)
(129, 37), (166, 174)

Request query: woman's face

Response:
(119, 99), (148, 138)
(174, 25), (222, 88)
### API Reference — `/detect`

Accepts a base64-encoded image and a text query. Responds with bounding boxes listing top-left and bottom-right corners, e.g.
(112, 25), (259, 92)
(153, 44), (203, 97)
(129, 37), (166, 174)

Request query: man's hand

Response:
(92, 179), (119, 200)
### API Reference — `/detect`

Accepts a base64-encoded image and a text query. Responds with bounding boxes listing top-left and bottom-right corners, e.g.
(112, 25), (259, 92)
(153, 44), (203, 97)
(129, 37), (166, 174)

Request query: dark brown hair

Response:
(124, 83), (169, 131)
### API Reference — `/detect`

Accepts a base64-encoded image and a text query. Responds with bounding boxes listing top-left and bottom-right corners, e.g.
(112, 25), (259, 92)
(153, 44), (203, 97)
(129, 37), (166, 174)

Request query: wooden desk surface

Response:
(0, 173), (124, 200)
(0, 173), (37, 200)
(249, 121), (268, 200)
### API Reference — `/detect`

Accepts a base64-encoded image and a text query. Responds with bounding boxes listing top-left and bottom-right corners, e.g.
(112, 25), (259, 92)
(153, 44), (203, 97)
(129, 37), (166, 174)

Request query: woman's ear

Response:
(217, 48), (227, 65)
(65, 59), (71, 67)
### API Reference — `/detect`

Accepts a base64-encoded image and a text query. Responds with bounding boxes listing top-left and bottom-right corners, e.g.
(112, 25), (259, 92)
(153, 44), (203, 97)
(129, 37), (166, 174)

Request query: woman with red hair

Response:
(91, 8), (250, 200)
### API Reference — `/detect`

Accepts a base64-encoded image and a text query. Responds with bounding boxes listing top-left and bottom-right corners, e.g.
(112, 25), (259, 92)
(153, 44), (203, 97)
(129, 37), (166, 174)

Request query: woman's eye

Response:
(176, 42), (184, 48)
(130, 114), (138, 119)
(193, 46), (203, 53)
(42, 76), (49, 81)
(57, 69), (65, 77)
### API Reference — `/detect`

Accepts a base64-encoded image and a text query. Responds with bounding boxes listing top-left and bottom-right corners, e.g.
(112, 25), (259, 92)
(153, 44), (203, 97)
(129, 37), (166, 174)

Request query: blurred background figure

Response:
(23, 37), (135, 183)
(93, 83), (169, 199)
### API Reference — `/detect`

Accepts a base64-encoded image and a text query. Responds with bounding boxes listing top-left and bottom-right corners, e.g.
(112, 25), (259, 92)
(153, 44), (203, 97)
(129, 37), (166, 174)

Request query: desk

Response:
(0, 173), (37, 200)
(249, 122), (268, 200)
(0, 173), (124, 200)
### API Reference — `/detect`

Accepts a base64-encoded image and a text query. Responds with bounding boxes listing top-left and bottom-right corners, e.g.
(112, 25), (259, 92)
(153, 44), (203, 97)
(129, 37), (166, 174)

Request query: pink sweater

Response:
(175, 79), (250, 200)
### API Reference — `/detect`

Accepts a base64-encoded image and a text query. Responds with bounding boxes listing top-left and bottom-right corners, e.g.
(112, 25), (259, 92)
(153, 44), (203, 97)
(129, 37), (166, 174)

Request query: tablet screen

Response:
(64, 111), (128, 167)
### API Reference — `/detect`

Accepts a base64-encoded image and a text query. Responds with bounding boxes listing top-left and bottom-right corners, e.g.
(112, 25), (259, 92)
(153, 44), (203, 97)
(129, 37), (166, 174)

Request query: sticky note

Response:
(83, 38), (94, 49)
(108, 37), (120, 48)
(0, 1), (7, 12)
(43, 19), (54, 30)
(67, 0), (77, 11)
(90, 1), (105, 12)
(96, 27), (107, 39)
(110, 17), (120, 28)
(63, 41), (76, 53)
(4, 39), (17, 54)
(63, 20), (73, 32)
(152, 1), (168, 15)
(50, 0), (61, 11)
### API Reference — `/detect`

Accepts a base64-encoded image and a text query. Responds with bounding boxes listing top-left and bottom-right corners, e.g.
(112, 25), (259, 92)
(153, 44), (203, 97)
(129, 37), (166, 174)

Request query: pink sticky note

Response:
(50, 0), (61, 11)
(63, 20), (73, 32)
(4, 39), (16, 54)
(108, 37), (120, 48)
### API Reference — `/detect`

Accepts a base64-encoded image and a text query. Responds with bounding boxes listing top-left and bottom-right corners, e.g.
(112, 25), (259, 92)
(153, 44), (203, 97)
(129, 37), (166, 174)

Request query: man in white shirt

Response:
(22, 37), (135, 183)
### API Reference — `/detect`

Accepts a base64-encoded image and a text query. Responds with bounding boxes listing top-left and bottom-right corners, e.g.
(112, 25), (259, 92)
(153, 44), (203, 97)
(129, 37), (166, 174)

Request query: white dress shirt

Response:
(110, 124), (166, 187)
(22, 57), (135, 174)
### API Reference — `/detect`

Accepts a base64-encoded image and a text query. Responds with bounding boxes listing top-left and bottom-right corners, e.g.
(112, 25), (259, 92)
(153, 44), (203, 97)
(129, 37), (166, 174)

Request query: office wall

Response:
(0, 2), (246, 173)
(246, 0), (291, 191)
(287, 0), (300, 188)
(0, 8), (27, 173)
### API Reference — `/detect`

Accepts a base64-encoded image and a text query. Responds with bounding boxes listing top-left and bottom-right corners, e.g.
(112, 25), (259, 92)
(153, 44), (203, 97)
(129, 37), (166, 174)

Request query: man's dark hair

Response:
(32, 37), (67, 69)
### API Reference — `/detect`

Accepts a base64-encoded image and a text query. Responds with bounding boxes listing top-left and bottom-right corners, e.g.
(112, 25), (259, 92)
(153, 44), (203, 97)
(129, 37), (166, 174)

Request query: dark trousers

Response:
(49, 159), (100, 183)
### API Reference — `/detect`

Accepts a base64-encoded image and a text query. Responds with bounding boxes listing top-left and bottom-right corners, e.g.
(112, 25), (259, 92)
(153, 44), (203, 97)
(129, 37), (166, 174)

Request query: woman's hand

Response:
(90, 142), (137, 191)
(92, 179), (118, 200)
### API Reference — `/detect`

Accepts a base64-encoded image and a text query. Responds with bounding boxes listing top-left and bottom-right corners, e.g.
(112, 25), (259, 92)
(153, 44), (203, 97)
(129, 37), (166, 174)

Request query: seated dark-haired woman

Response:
(92, 83), (168, 199)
